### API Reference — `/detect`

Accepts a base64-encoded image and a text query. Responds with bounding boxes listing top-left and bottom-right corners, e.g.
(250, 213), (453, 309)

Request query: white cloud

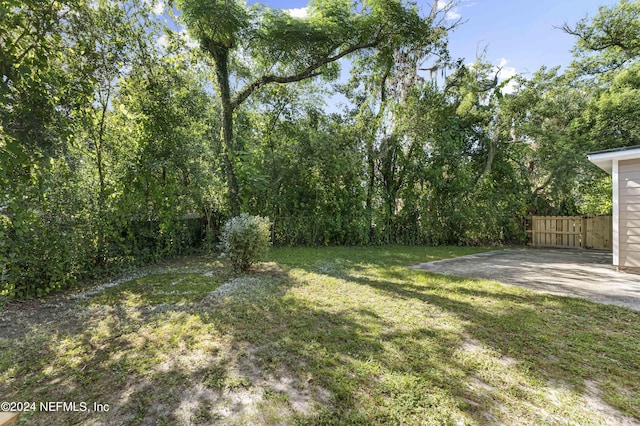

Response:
(179, 29), (199, 49)
(142, 0), (164, 15)
(153, 1), (164, 15)
(495, 58), (518, 94)
(156, 30), (199, 51)
(284, 7), (308, 19)
(156, 34), (168, 49)
(436, 0), (461, 20)
(446, 9), (461, 20)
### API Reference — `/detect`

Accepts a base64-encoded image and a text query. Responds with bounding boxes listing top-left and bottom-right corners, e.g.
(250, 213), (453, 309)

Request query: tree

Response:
(390, 59), (529, 245)
(70, 0), (157, 264)
(585, 62), (640, 149)
(177, 0), (450, 215)
(335, 5), (458, 241)
(503, 67), (594, 215)
(562, 0), (640, 75)
(559, 0), (640, 215)
(234, 81), (368, 245)
(115, 51), (222, 249)
(564, 0), (640, 152)
(1, 0), (219, 297)
(1, 0), (73, 187)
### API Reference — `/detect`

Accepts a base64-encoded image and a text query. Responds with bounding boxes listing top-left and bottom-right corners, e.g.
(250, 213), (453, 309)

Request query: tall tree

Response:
(177, 0), (449, 215)
(337, 0), (458, 242)
(70, 0), (156, 264)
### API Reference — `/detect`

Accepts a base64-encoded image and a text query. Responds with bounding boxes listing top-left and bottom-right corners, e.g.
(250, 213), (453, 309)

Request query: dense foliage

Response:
(1, 0), (638, 297)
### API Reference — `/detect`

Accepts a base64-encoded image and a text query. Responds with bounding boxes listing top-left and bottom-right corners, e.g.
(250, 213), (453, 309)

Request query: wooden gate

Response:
(528, 216), (612, 250)
(584, 216), (613, 250)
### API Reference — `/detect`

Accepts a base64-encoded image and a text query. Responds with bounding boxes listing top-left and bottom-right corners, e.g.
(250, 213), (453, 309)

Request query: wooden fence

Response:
(528, 216), (612, 250)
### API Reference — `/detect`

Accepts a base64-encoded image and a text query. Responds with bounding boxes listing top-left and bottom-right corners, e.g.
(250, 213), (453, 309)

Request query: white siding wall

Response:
(618, 158), (640, 268)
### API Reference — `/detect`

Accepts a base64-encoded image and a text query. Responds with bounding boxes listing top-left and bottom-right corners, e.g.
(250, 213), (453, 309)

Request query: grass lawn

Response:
(1, 246), (639, 425)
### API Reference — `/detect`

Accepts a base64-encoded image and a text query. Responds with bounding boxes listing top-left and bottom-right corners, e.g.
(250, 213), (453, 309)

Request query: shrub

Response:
(220, 214), (271, 273)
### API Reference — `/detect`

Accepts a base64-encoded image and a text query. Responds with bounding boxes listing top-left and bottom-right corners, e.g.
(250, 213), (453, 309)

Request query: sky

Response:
(155, 0), (622, 109)
(443, 0), (620, 77)
(245, 0), (621, 80)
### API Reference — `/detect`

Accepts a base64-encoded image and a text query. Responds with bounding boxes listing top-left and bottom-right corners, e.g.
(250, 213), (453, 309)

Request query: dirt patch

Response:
(584, 380), (640, 426)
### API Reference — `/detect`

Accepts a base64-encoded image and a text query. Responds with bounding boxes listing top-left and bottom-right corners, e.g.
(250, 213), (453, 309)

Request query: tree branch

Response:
(231, 39), (379, 109)
(559, 22), (636, 53)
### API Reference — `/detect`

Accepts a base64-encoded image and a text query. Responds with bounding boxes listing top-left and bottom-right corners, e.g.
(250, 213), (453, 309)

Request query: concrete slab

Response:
(410, 249), (640, 311)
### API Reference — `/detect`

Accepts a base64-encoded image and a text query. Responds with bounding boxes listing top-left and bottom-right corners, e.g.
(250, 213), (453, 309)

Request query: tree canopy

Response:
(177, 0), (451, 214)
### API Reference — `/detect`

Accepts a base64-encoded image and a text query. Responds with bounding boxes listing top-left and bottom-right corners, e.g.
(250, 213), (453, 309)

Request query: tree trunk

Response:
(208, 43), (241, 216)
(481, 136), (496, 179)
(365, 140), (376, 242)
(93, 86), (110, 267)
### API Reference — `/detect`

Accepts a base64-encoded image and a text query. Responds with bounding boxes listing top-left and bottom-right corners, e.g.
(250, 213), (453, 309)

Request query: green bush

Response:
(220, 214), (271, 273)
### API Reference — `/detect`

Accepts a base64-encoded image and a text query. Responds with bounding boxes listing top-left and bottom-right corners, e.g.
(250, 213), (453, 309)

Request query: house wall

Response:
(618, 158), (640, 268)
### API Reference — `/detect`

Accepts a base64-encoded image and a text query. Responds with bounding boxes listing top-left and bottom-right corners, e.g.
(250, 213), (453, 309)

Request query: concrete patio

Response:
(411, 249), (640, 311)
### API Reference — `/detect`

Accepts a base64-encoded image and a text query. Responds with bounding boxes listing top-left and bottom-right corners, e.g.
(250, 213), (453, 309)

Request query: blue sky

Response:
(156, 0), (622, 109)
(445, 0), (620, 76)
(246, 0), (621, 78)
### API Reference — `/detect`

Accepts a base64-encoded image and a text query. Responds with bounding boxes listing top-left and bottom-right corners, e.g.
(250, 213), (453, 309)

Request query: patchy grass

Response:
(85, 273), (226, 306)
(1, 246), (639, 425)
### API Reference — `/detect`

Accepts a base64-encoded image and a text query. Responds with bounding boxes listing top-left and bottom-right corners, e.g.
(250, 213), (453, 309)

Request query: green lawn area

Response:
(1, 246), (639, 425)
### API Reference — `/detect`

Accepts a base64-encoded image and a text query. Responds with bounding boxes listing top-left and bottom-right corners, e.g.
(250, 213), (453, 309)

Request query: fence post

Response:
(532, 216), (536, 246)
(581, 216), (588, 248)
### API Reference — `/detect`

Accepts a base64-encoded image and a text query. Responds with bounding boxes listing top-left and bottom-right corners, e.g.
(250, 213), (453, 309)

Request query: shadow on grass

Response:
(1, 268), (469, 424)
(2, 246), (639, 424)
(195, 286), (471, 424)
(313, 264), (640, 422)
